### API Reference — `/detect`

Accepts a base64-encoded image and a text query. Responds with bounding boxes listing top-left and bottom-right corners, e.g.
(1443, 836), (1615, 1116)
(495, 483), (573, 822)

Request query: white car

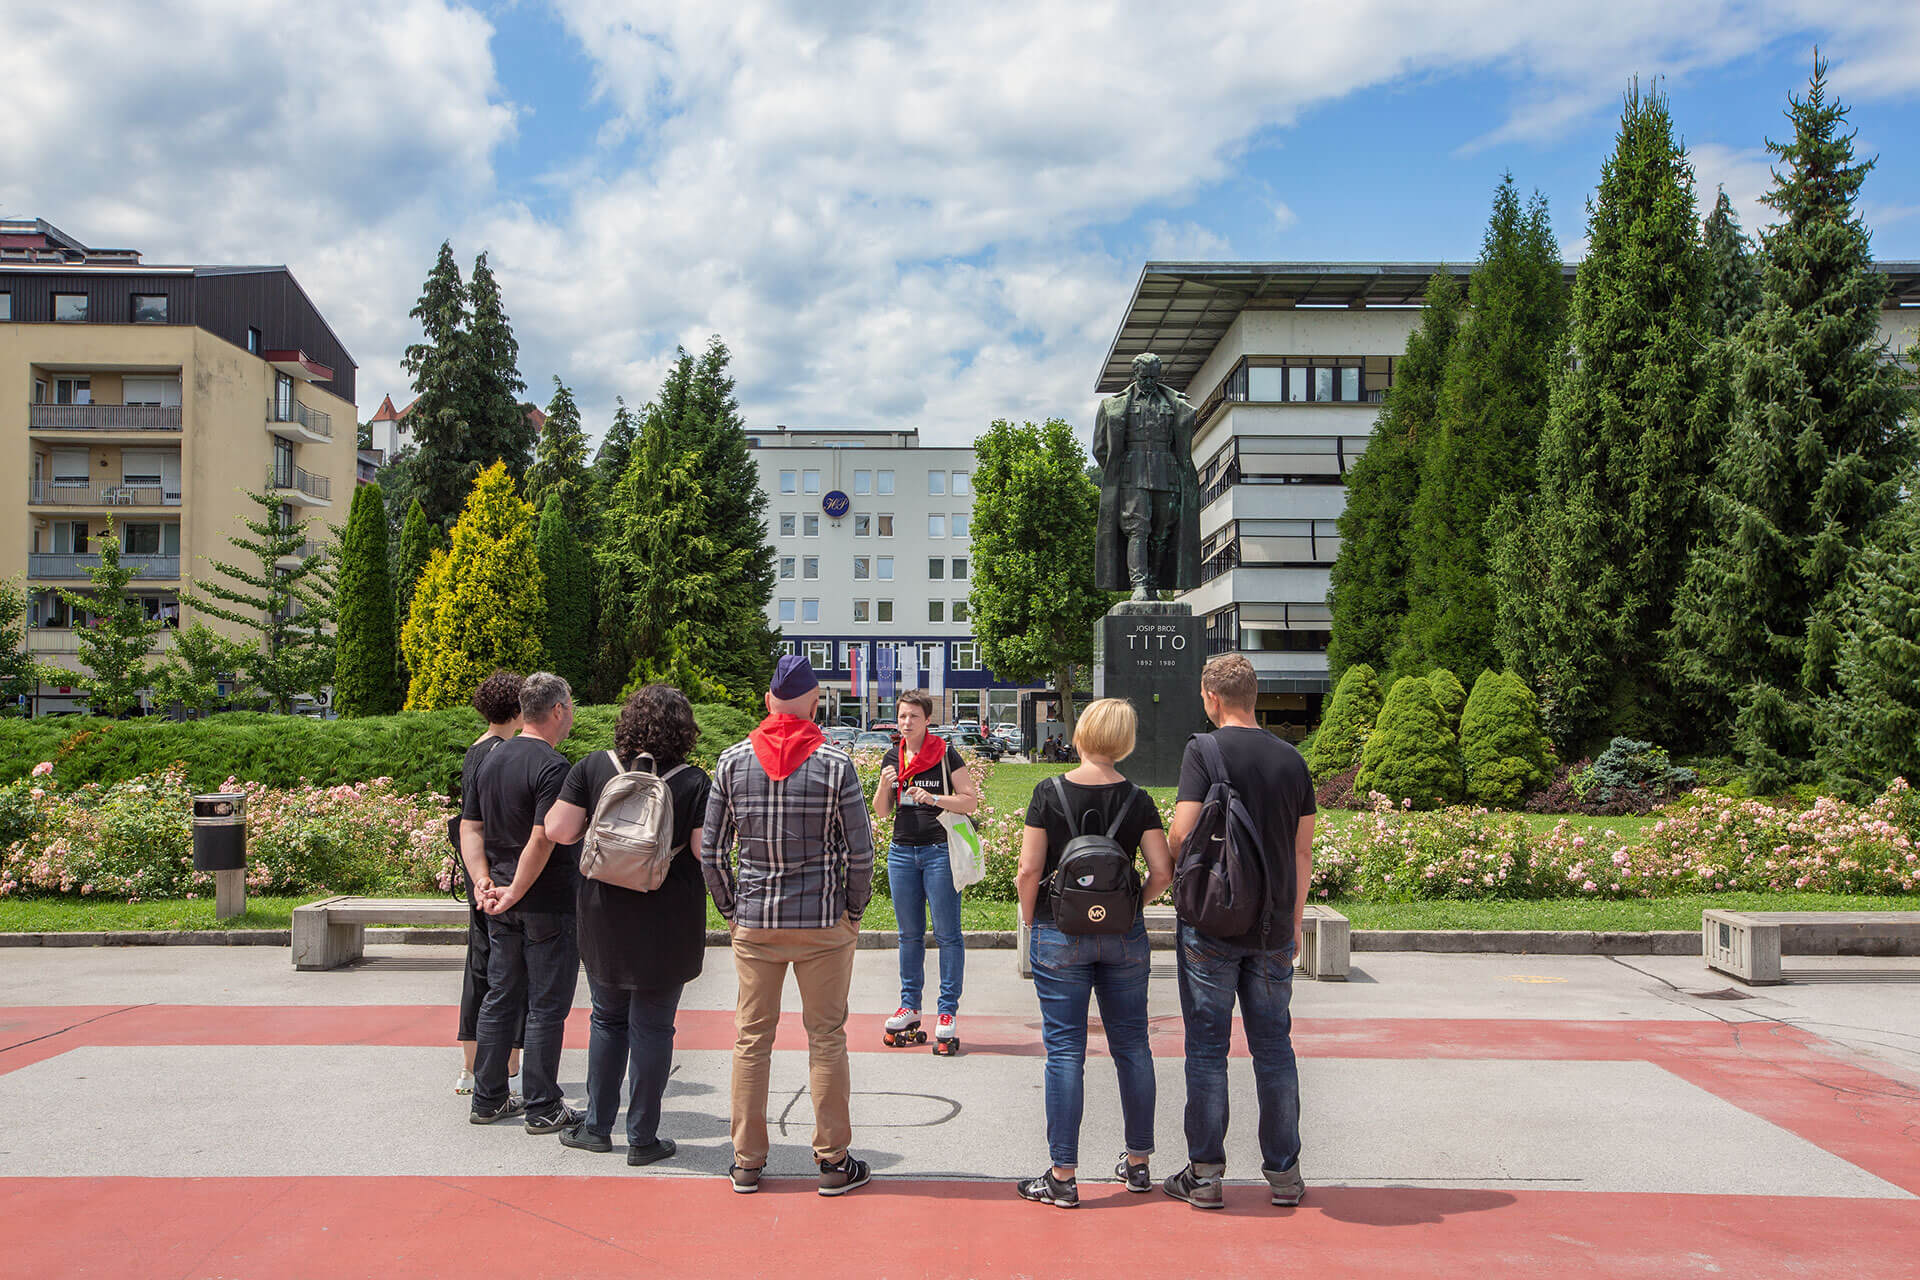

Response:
(993, 722), (1023, 746)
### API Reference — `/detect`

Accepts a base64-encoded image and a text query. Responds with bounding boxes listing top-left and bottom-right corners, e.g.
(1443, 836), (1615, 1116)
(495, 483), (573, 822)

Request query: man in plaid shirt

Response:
(702, 653), (875, 1196)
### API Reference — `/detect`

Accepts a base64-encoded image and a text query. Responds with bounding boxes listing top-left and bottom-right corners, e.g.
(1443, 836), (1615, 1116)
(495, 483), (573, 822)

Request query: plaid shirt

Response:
(701, 738), (875, 929)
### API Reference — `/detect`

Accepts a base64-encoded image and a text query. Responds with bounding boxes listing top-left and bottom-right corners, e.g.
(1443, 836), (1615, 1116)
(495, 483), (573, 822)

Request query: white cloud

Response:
(1272, 202), (1299, 233)
(1689, 142), (1779, 237)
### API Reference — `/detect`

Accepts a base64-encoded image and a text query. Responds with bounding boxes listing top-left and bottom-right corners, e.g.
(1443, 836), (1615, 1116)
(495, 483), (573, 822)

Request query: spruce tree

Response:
(57, 520), (161, 717)
(1304, 662), (1383, 779)
(591, 397), (637, 514)
(401, 463), (547, 711)
(183, 493), (334, 714)
(1354, 676), (1462, 810)
(1458, 670), (1555, 807)
(1327, 270), (1463, 679)
(525, 377), (591, 526)
(1666, 57), (1917, 787)
(399, 243), (476, 529)
(1426, 667), (1468, 732)
(466, 252), (534, 478)
(333, 482), (400, 717)
(535, 493), (593, 693)
(1397, 176), (1565, 679)
(1701, 188), (1761, 339)
(1813, 489), (1920, 795)
(1494, 84), (1708, 752)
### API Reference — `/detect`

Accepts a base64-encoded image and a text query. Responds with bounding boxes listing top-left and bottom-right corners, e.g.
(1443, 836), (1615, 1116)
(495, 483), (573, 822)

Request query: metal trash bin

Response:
(192, 793), (247, 918)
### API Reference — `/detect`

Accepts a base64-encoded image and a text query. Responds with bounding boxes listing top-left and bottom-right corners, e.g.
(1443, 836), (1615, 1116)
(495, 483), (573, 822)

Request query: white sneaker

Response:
(455, 1070), (475, 1096)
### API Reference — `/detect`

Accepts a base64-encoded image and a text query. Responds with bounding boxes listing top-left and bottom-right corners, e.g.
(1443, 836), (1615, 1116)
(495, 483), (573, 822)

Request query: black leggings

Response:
(459, 892), (527, 1046)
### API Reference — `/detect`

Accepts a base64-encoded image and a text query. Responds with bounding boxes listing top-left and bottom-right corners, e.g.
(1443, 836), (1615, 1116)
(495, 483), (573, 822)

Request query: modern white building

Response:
(748, 425), (1036, 729)
(1098, 260), (1920, 739)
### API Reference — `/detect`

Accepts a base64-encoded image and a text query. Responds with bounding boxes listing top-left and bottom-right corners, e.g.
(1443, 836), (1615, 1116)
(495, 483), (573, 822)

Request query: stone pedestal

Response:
(1093, 601), (1206, 788)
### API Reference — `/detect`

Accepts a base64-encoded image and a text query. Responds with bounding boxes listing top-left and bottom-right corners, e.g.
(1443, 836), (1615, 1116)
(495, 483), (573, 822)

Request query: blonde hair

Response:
(1201, 653), (1258, 711)
(1074, 698), (1137, 762)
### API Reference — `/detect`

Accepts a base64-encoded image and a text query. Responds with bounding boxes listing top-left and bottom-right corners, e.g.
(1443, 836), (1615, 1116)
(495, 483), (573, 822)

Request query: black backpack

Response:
(1047, 777), (1143, 936)
(1173, 733), (1272, 940)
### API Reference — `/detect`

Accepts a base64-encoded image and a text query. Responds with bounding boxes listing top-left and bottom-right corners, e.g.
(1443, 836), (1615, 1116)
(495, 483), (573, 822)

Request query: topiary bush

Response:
(1426, 667), (1468, 732)
(1458, 670), (1554, 807)
(1306, 663), (1383, 780)
(1354, 676), (1462, 809)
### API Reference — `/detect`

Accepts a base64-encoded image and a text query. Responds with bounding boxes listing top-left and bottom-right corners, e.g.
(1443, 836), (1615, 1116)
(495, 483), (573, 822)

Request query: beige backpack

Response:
(578, 751), (688, 892)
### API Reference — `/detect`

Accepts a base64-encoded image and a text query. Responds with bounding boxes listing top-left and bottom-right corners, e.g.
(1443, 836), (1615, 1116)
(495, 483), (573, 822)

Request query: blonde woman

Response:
(1012, 699), (1173, 1208)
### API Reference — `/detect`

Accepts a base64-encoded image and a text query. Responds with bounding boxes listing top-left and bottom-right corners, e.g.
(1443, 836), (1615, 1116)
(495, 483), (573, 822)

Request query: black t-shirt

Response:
(889, 740), (969, 846)
(1176, 726), (1317, 948)
(1023, 776), (1163, 922)
(461, 734), (577, 916)
(559, 751), (712, 990)
(450, 734), (510, 904)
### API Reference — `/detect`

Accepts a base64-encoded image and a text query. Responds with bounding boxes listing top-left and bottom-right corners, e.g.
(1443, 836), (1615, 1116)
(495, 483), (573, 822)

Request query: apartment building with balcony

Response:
(1, 218), (357, 711)
(1097, 261), (1920, 739)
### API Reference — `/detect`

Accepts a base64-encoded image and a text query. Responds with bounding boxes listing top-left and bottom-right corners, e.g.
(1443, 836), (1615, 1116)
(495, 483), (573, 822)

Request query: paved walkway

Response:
(3, 944), (1919, 1277)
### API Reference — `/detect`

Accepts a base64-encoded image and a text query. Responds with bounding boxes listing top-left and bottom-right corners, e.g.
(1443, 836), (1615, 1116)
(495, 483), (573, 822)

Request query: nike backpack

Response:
(1047, 777), (1142, 936)
(578, 751), (688, 892)
(1172, 732), (1271, 940)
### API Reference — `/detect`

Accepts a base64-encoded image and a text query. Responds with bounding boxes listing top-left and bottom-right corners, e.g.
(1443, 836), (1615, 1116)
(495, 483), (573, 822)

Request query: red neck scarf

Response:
(750, 713), (825, 781)
(897, 733), (947, 788)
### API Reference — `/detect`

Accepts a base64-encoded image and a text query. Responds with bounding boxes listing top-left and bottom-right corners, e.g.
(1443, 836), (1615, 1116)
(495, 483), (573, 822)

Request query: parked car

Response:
(853, 730), (896, 753)
(992, 723), (1026, 750)
(950, 730), (1008, 762)
(825, 725), (859, 749)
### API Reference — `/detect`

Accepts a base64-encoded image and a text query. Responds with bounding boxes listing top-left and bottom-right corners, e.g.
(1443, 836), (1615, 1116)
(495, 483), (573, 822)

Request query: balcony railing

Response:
(29, 479), (182, 507)
(29, 552), (181, 579)
(30, 404), (182, 431)
(268, 465), (331, 501)
(268, 398), (332, 437)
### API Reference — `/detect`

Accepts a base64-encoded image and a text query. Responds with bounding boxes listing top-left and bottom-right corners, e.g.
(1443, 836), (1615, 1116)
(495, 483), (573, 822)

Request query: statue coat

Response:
(1092, 382), (1203, 592)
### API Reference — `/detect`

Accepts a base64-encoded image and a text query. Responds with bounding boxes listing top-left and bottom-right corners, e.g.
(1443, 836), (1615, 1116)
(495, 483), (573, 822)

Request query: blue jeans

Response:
(584, 976), (685, 1146)
(1177, 923), (1300, 1174)
(1029, 918), (1154, 1169)
(889, 840), (964, 1016)
(474, 910), (578, 1116)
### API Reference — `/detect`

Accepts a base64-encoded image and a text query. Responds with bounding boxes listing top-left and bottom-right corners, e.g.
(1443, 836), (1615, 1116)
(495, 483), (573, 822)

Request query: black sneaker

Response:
(468, 1096), (526, 1125)
(557, 1122), (611, 1153)
(525, 1104), (584, 1135)
(817, 1152), (871, 1196)
(627, 1138), (677, 1167)
(1114, 1155), (1152, 1193)
(1015, 1169), (1079, 1208)
(729, 1162), (763, 1194)
(1162, 1163), (1225, 1210)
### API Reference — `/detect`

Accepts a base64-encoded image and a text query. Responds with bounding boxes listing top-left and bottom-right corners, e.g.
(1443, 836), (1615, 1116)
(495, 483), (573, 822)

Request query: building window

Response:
(928, 557), (944, 581)
(952, 471), (970, 496)
(877, 555), (894, 580)
(929, 600), (945, 623)
(928, 514), (946, 539)
(928, 470), (947, 496)
(806, 640), (833, 669)
(53, 293), (88, 322)
(803, 514), (820, 537)
(877, 514), (894, 537)
(877, 470), (895, 495)
(951, 557), (968, 580)
(952, 599), (971, 623)
(778, 598), (796, 623)
(132, 294), (168, 323)
(779, 513), (796, 537)
(854, 470), (872, 495)
(952, 640), (981, 671)
(952, 513), (969, 539)
(918, 641), (941, 672)
(247, 327), (262, 354)
(0, 293), (10, 321)
(803, 556), (819, 580)
(55, 378), (91, 406)
(803, 469), (821, 494)
(853, 514), (871, 537)
(951, 690), (983, 721)
(853, 557), (870, 580)
(853, 600), (871, 623)
(780, 470), (798, 495)
(802, 598), (820, 623)
(33, 378), (46, 404)
(877, 599), (894, 623)
(779, 557), (796, 580)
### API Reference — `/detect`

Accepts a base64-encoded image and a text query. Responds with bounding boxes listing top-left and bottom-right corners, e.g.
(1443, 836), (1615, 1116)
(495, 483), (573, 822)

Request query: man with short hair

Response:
(1163, 653), (1315, 1210)
(460, 671), (582, 1132)
(702, 654), (876, 1196)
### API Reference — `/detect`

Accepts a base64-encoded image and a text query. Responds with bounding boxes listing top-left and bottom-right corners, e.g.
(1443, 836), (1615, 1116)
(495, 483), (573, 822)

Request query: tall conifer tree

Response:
(58, 520), (161, 716)
(525, 377), (590, 525)
(1812, 488), (1920, 795)
(183, 493), (334, 714)
(1701, 189), (1762, 339)
(1396, 177), (1565, 679)
(466, 252), (534, 477)
(334, 482), (400, 717)
(535, 493), (593, 693)
(1328, 270), (1463, 679)
(1666, 57), (1917, 787)
(399, 243), (475, 529)
(1493, 84), (1708, 751)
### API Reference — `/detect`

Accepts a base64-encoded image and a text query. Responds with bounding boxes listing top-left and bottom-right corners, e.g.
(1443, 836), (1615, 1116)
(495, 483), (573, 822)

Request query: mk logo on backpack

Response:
(578, 750), (689, 892)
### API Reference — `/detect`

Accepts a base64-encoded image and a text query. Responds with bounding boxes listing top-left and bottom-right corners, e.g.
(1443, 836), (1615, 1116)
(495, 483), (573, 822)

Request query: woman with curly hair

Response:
(543, 683), (711, 1165)
(453, 671), (526, 1097)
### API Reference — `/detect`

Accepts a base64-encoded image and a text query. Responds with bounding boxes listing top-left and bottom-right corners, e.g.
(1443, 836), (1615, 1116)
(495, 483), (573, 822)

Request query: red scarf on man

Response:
(897, 733), (947, 798)
(750, 713), (825, 781)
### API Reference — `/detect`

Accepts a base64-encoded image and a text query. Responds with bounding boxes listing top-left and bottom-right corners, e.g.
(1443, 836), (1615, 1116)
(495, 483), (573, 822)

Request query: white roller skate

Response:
(932, 1013), (959, 1056)
(883, 1007), (925, 1047)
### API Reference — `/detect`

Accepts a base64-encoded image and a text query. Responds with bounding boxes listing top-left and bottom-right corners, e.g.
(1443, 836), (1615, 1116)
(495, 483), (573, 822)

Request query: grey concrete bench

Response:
(1703, 909), (1920, 985)
(293, 895), (468, 970)
(1141, 903), (1350, 980)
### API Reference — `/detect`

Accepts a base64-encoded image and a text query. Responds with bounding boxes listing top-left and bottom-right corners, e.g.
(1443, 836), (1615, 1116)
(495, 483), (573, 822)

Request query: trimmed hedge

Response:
(1427, 668), (1468, 733)
(0, 702), (760, 796)
(1458, 670), (1554, 807)
(1355, 676), (1462, 809)
(1305, 662), (1383, 780)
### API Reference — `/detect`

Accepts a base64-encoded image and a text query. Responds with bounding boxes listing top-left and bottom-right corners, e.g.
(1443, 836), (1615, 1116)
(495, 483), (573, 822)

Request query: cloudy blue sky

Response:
(7, 2), (1920, 445)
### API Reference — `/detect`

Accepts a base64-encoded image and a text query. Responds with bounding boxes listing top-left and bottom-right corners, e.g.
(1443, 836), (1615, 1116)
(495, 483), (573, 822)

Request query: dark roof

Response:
(1098, 260), (1920, 393)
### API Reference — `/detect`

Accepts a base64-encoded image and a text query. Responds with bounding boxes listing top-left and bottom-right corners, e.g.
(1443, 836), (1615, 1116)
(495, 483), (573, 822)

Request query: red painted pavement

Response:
(1, 1176), (1915, 1280)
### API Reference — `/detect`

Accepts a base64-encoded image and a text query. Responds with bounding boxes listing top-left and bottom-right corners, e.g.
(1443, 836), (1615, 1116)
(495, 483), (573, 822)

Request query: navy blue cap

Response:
(770, 653), (819, 699)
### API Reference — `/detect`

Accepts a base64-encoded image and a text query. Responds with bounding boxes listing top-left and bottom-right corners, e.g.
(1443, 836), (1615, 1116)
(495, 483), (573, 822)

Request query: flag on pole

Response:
(848, 644), (862, 716)
(878, 642), (896, 703)
(929, 641), (946, 697)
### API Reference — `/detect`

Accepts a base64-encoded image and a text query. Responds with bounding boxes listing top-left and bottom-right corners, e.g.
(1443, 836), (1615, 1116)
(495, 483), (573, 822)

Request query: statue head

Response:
(1130, 352), (1163, 392)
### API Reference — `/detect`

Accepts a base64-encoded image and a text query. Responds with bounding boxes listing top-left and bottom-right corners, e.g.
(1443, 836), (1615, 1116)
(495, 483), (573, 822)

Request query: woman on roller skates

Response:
(872, 689), (978, 1056)
(1012, 699), (1172, 1208)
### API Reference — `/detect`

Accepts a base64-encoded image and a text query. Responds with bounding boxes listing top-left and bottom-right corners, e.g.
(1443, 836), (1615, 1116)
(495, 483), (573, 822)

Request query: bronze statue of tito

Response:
(1093, 352), (1202, 600)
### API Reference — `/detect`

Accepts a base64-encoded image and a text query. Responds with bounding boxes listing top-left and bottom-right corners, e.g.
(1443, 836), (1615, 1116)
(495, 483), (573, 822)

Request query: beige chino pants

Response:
(729, 913), (859, 1167)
